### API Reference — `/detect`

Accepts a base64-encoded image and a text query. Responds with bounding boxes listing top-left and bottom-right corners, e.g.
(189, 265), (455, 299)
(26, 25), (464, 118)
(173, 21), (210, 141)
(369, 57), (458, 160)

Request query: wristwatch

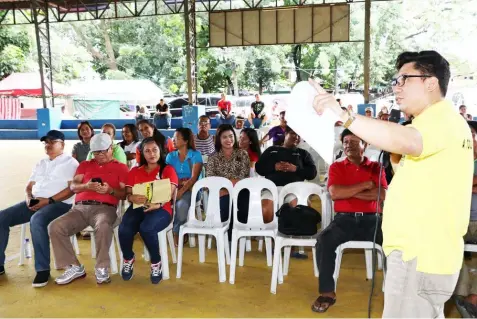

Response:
(48, 197), (56, 204)
(343, 109), (356, 129)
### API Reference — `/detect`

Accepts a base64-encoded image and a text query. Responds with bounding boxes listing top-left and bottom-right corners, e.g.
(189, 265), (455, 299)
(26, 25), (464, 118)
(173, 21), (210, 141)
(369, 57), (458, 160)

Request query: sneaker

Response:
(121, 257), (135, 281)
(55, 265), (86, 285)
(150, 262), (162, 284)
(32, 270), (50, 288)
(95, 267), (111, 284)
(0, 265), (5, 275)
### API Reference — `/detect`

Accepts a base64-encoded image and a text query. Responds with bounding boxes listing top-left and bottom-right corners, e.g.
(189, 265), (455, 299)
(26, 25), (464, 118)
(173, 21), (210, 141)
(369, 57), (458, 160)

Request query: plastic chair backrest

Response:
(233, 177), (278, 228)
(187, 177), (234, 226)
(279, 182), (328, 230)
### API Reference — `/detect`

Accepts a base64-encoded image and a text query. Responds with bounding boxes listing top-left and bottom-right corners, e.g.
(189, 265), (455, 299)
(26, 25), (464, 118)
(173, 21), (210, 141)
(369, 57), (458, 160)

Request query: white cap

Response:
(90, 133), (112, 152)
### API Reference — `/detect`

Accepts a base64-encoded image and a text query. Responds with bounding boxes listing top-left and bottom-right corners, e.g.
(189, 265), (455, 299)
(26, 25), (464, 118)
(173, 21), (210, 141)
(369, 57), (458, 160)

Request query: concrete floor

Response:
(0, 140), (462, 317)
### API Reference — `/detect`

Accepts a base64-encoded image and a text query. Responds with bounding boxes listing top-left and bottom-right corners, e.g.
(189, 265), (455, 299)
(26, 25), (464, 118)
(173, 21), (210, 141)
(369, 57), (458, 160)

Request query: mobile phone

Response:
(29, 199), (40, 207)
(91, 178), (103, 185)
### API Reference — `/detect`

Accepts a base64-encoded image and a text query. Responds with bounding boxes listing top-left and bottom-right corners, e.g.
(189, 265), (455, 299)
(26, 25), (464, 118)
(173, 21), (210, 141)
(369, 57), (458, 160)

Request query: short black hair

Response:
(460, 104), (467, 110)
(77, 121), (95, 141)
(395, 50), (450, 97)
(279, 111), (286, 116)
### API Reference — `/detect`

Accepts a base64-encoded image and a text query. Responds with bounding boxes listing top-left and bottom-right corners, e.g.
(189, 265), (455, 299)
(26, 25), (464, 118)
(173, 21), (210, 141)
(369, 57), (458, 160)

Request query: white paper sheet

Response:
(286, 81), (340, 165)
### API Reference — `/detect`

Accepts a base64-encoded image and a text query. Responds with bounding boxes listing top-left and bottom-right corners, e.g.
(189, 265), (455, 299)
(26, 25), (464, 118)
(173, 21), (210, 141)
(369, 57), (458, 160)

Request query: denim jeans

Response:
(118, 205), (171, 264)
(216, 114), (236, 127)
(252, 118), (263, 128)
(173, 190), (192, 233)
(0, 201), (71, 271)
(154, 114), (172, 129)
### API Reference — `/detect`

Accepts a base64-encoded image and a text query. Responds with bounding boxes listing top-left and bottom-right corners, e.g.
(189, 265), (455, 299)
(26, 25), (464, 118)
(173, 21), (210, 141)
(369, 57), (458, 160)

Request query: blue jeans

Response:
(118, 205), (171, 264)
(252, 118), (263, 128)
(0, 201), (71, 271)
(216, 114), (236, 126)
(173, 190), (192, 233)
(154, 114), (171, 129)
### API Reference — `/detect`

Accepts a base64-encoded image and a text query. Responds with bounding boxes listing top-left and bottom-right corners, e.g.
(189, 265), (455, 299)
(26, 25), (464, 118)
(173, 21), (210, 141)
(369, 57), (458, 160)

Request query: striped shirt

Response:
(194, 134), (215, 156)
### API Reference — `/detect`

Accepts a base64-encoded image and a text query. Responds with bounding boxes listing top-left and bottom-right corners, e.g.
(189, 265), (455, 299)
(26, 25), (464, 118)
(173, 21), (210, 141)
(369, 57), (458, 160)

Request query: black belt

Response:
(336, 212), (380, 217)
(76, 200), (117, 208)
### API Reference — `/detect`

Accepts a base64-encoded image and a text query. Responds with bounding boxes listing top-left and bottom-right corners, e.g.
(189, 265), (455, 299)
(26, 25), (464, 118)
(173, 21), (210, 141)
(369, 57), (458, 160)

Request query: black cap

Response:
(40, 130), (65, 142)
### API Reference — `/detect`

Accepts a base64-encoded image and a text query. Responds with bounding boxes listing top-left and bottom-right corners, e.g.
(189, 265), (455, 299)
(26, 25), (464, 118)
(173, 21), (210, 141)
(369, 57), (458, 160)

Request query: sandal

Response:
(311, 296), (336, 313)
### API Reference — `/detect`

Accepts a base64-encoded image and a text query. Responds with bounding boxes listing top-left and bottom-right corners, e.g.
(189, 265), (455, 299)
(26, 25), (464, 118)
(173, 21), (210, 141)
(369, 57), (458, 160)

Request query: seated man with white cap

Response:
(0, 130), (78, 287)
(49, 133), (129, 285)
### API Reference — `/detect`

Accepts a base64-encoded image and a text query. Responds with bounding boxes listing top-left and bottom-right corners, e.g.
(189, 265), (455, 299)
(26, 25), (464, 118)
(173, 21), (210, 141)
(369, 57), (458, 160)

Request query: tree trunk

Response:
(292, 44), (302, 83)
(100, 20), (118, 71)
(258, 79), (263, 95)
(231, 69), (239, 97)
(225, 76), (234, 95)
(70, 23), (104, 60)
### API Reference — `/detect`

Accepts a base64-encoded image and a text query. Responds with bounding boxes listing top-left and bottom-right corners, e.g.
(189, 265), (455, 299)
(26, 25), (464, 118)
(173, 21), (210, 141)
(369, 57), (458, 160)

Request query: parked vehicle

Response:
(150, 94), (222, 118)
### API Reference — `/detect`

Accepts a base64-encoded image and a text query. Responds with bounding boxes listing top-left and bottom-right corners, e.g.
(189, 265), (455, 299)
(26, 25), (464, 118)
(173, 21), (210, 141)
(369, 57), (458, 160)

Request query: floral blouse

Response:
(206, 149), (250, 180)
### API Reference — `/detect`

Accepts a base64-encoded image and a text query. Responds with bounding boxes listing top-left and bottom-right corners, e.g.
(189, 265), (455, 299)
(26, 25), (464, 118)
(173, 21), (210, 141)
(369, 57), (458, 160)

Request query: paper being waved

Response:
(286, 81), (340, 165)
(132, 179), (171, 209)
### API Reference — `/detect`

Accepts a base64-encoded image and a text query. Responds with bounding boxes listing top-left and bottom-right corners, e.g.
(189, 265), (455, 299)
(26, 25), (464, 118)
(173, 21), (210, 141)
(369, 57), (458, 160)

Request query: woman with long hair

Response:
(118, 137), (178, 284)
(136, 120), (175, 164)
(206, 124), (250, 241)
(166, 128), (203, 245)
(72, 121), (94, 163)
(239, 128), (261, 169)
(119, 124), (140, 162)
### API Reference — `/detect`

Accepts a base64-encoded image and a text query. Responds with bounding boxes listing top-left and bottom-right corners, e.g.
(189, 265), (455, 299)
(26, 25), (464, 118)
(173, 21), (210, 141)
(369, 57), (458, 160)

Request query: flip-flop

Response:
(311, 296), (336, 313)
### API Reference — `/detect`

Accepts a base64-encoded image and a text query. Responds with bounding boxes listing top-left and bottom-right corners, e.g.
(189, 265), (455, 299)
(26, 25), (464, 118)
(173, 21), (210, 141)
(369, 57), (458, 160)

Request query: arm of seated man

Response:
(353, 187), (386, 201)
(329, 181), (374, 201)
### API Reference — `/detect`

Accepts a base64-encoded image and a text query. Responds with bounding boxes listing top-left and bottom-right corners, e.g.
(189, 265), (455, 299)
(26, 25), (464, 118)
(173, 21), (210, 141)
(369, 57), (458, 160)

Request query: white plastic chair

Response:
(333, 241), (385, 292)
(176, 177), (234, 283)
(18, 223), (80, 266)
(270, 182), (327, 294)
(142, 189), (177, 280)
(465, 244), (477, 252)
(229, 177), (278, 284)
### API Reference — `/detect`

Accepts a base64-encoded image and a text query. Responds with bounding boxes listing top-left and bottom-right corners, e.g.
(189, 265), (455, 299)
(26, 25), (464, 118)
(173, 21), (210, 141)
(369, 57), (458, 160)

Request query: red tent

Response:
(0, 73), (70, 97)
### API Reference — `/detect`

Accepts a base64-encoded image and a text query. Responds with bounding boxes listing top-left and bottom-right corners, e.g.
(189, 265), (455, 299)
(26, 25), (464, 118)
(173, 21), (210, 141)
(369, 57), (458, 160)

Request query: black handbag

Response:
(275, 203), (321, 236)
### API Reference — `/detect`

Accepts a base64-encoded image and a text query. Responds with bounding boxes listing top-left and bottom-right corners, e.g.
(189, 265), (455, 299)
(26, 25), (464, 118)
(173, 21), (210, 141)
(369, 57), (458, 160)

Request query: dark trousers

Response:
(219, 191), (250, 240)
(118, 206), (171, 264)
(0, 201), (71, 271)
(315, 213), (382, 293)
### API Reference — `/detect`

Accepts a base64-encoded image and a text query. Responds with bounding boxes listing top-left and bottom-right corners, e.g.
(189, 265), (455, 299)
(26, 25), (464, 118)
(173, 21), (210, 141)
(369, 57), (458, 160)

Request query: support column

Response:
(184, 0), (197, 105)
(32, 0), (54, 109)
(363, 0), (371, 104)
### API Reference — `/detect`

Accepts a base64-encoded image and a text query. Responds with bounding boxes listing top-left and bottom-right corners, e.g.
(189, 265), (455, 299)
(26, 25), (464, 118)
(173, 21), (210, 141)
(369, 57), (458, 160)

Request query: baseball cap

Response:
(40, 130), (65, 142)
(90, 133), (112, 152)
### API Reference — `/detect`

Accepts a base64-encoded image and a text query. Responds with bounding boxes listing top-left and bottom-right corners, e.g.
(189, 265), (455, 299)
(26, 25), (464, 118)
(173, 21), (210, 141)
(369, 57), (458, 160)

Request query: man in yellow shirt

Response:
(310, 50), (473, 317)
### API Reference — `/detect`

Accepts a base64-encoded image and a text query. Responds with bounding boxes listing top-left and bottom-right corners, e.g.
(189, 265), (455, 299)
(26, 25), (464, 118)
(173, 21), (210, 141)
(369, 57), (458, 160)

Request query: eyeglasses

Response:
(391, 74), (431, 87)
(199, 121), (210, 126)
(42, 140), (62, 146)
(92, 148), (110, 155)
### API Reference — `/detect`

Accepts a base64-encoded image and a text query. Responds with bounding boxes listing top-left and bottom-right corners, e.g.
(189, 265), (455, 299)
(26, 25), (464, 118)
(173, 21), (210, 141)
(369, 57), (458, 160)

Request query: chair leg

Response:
(246, 237), (252, 252)
(18, 223), (27, 266)
(71, 235), (80, 255)
(378, 250), (383, 270)
(91, 232), (96, 259)
(224, 231), (230, 265)
(176, 228), (186, 279)
(265, 237), (273, 267)
(312, 247), (319, 278)
(143, 245), (151, 262)
(114, 227), (122, 268)
(229, 231), (239, 284)
(189, 234), (196, 248)
(364, 249), (373, 280)
(283, 246), (291, 275)
(333, 245), (343, 289)
(238, 237), (246, 267)
(158, 231), (169, 280)
(258, 238), (263, 252)
(216, 232), (226, 283)
(167, 229), (177, 264)
(299, 246), (305, 254)
(270, 237), (283, 294)
(109, 240), (118, 274)
(207, 235), (212, 250)
(198, 234), (206, 263)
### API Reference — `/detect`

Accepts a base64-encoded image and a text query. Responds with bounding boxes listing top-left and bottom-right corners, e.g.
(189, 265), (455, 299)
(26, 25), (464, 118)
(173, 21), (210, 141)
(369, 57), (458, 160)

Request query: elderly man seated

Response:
(49, 133), (129, 285)
(311, 129), (387, 313)
(0, 130), (78, 287)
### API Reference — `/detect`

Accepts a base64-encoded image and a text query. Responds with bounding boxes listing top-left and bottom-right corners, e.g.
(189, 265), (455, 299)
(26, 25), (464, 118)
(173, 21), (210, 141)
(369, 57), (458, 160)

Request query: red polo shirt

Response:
(218, 100), (232, 113)
(126, 165), (178, 215)
(75, 159), (129, 206)
(327, 157), (387, 213)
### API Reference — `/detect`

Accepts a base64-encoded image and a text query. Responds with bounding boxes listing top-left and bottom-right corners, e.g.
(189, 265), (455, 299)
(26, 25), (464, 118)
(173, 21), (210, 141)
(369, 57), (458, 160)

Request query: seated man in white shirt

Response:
(0, 130), (78, 287)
